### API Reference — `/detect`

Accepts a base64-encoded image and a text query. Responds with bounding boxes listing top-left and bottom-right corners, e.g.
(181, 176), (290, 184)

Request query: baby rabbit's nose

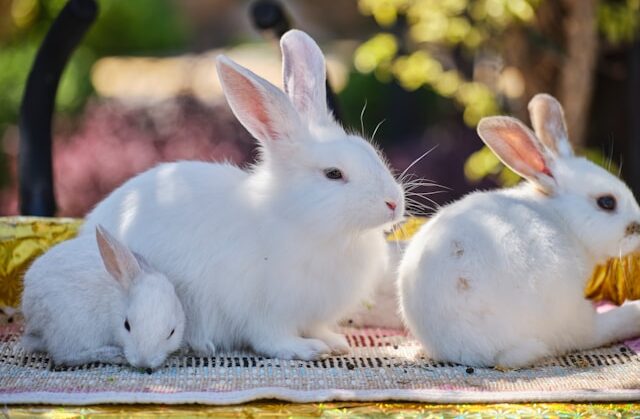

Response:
(385, 201), (397, 211)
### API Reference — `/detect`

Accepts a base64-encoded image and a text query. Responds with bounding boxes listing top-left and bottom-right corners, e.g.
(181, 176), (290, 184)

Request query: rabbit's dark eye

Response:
(124, 319), (131, 332)
(324, 168), (343, 180)
(168, 328), (175, 339)
(597, 195), (617, 211)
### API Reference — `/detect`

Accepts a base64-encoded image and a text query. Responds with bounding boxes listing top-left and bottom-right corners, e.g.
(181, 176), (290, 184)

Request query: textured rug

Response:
(1, 317), (640, 405)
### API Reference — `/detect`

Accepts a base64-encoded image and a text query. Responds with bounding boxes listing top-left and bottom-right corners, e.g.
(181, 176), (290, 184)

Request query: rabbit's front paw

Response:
(257, 337), (331, 360)
(306, 328), (350, 355)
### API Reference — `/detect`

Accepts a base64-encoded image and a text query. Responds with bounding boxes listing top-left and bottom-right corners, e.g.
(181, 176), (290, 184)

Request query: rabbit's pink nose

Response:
(386, 201), (397, 211)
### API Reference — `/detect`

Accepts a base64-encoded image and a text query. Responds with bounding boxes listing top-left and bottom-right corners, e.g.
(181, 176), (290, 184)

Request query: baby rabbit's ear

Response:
(95, 225), (141, 290)
(528, 94), (573, 158)
(216, 55), (301, 145)
(281, 30), (328, 122)
(477, 116), (556, 193)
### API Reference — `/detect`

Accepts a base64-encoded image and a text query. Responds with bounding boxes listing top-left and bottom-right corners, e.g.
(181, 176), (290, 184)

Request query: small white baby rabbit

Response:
(399, 94), (640, 368)
(81, 30), (405, 360)
(342, 241), (406, 329)
(21, 225), (185, 370)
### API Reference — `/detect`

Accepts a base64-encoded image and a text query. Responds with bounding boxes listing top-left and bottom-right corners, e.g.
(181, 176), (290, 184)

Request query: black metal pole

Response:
(18, 0), (98, 216)
(249, 0), (343, 124)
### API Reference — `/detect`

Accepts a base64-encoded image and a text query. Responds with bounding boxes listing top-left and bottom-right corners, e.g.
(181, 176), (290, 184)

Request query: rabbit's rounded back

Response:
(81, 30), (404, 359)
(21, 226), (185, 368)
(21, 234), (125, 362)
(399, 94), (640, 367)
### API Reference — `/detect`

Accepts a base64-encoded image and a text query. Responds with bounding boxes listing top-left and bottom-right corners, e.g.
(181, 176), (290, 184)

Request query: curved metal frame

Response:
(18, 0), (97, 216)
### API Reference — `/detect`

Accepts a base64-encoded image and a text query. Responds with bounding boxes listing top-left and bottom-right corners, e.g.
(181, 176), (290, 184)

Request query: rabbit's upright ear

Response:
(477, 116), (556, 193)
(528, 94), (573, 158)
(96, 225), (141, 289)
(216, 55), (301, 144)
(281, 30), (329, 122)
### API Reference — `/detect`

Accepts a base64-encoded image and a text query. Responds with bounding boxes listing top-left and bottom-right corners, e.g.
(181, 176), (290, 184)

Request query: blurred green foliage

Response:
(599, 0), (640, 44)
(0, 0), (189, 188)
(353, 0), (640, 185)
(0, 0), (189, 134)
(355, 0), (540, 127)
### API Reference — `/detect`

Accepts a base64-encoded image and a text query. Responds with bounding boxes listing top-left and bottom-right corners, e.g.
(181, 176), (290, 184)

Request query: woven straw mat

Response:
(1, 315), (640, 405)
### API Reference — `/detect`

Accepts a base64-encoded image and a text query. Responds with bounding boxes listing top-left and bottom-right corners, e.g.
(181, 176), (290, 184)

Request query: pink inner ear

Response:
(225, 68), (278, 141)
(492, 126), (552, 178)
(291, 64), (309, 114)
(96, 231), (124, 281)
(287, 43), (317, 115)
(528, 94), (569, 157)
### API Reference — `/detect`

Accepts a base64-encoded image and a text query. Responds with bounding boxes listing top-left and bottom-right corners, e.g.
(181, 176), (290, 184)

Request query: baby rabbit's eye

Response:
(324, 168), (343, 180)
(168, 328), (175, 339)
(597, 195), (617, 211)
(124, 319), (131, 332)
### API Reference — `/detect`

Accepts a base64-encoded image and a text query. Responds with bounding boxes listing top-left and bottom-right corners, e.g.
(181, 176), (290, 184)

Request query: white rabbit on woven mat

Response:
(21, 226), (185, 370)
(81, 30), (405, 360)
(400, 94), (640, 368)
(341, 241), (406, 329)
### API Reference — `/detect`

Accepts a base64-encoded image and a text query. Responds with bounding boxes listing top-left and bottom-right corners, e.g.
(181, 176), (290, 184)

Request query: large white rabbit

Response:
(82, 30), (405, 360)
(400, 94), (640, 368)
(21, 226), (185, 370)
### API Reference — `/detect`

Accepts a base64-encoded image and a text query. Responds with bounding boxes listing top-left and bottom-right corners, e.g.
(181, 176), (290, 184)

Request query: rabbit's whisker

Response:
(371, 119), (386, 144)
(405, 198), (437, 216)
(404, 180), (448, 188)
(398, 145), (439, 182)
(360, 99), (367, 137)
(406, 193), (441, 210)
(618, 156), (624, 178)
(405, 209), (433, 218)
(404, 185), (448, 195)
(400, 176), (450, 196)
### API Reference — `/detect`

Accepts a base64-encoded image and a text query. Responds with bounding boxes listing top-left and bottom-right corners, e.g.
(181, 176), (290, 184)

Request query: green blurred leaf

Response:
(0, 0), (189, 131)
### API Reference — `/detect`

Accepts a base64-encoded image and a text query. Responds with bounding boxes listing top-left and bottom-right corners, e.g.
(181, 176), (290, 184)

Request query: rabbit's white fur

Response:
(81, 30), (405, 360)
(342, 241), (406, 329)
(21, 226), (185, 369)
(400, 94), (640, 368)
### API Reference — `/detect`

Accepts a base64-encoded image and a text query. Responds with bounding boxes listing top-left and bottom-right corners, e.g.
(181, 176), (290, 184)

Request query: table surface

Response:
(4, 402), (640, 417)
